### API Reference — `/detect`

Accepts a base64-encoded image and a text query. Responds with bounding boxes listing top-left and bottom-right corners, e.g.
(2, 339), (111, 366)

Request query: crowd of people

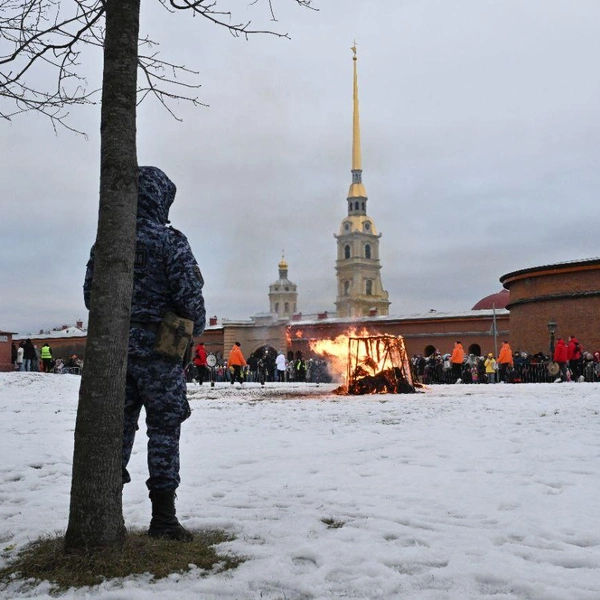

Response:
(411, 336), (598, 385)
(187, 341), (333, 385)
(11, 340), (83, 374)
(12, 334), (596, 386)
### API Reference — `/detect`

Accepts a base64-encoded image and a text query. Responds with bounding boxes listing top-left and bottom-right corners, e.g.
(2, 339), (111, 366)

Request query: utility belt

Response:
(131, 313), (194, 361)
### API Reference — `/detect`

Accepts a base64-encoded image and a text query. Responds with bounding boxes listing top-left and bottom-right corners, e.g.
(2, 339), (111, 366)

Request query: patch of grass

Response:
(320, 517), (345, 529)
(0, 529), (243, 593)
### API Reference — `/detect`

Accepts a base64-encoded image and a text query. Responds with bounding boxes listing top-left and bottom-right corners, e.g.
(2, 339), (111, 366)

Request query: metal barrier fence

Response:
(420, 360), (600, 385)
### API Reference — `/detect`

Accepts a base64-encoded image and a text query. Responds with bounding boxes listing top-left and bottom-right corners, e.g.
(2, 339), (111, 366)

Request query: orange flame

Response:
(308, 327), (373, 381)
(309, 328), (414, 394)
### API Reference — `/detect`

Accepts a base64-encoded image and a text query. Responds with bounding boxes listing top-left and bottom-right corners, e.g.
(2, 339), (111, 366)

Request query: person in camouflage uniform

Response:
(84, 166), (206, 541)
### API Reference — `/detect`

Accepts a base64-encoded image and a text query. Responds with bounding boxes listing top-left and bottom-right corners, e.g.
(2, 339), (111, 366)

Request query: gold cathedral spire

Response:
(349, 42), (367, 199)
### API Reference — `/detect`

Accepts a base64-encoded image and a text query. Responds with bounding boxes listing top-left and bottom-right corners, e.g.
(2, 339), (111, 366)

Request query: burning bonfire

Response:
(309, 329), (416, 395)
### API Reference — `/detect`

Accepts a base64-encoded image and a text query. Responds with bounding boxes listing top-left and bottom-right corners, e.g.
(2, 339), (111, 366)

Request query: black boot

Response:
(148, 489), (193, 541)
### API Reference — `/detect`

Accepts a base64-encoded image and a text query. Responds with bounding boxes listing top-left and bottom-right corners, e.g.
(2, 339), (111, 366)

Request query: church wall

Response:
(220, 323), (288, 361)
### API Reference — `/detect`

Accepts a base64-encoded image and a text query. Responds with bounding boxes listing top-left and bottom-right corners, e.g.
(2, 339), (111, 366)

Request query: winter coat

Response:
(497, 343), (514, 366)
(228, 345), (247, 367)
(83, 167), (206, 358)
(23, 340), (37, 361)
(40, 345), (52, 360)
(567, 338), (582, 361)
(450, 344), (464, 365)
(16, 347), (24, 364)
(276, 353), (287, 371)
(193, 344), (207, 367)
(484, 357), (497, 374)
(554, 339), (568, 363)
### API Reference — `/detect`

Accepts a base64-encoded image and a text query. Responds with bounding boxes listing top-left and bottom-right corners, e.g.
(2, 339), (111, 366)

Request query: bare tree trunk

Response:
(65, 0), (140, 551)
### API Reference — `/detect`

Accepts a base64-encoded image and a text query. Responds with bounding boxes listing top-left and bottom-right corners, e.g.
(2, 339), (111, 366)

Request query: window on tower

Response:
(344, 280), (350, 295)
(344, 245), (351, 259)
(365, 244), (371, 259)
(366, 280), (373, 296)
(285, 302), (289, 313)
(355, 201), (359, 210)
(275, 302), (279, 313)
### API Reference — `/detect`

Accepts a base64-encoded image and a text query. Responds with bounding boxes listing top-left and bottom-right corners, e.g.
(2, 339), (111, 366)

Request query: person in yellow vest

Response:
(40, 343), (53, 373)
(228, 341), (247, 385)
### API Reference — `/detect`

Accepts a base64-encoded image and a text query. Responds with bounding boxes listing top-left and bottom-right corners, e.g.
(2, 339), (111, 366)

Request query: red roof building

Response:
(471, 290), (510, 310)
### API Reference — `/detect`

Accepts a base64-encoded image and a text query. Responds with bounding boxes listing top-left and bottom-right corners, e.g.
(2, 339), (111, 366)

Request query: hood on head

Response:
(137, 166), (176, 225)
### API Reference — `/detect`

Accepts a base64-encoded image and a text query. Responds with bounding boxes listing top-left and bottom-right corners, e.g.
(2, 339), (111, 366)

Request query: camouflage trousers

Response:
(122, 355), (191, 491)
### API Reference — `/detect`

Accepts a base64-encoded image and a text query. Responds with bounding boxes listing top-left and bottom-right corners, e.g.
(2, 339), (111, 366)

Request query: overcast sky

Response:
(3, 0), (600, 334)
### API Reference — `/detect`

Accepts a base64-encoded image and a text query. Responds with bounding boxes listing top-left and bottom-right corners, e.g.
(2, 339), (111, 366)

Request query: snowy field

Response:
(1, 373), (600, 599)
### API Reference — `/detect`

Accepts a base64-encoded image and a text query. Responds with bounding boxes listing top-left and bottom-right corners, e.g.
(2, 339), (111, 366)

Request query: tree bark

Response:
(65, 0), (140, 551)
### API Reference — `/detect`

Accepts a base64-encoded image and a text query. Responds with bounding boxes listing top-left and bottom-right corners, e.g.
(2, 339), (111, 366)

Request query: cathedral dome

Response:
(278, 257), (288, 270)
(472, 289), (509, 310)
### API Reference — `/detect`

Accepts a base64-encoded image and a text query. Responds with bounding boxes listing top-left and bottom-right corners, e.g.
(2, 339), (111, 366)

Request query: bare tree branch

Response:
(0, 0), (103, 130)
(0, 0), (318, 132)
(138, 49), (208, 119)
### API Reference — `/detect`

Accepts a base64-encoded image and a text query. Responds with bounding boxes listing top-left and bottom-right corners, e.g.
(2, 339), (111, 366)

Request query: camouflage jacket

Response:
(84, 167), (206, 352)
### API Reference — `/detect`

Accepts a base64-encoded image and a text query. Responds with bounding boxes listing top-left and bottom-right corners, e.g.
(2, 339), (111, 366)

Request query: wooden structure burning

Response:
(341, 334), (415, 395)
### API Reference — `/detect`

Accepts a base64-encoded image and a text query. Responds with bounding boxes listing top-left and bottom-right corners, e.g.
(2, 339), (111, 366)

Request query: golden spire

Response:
(348, 41), (367, 200)
(352, 41), (361, 171)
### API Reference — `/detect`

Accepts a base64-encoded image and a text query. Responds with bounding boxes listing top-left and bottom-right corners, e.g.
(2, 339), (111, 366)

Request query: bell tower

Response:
(269, 254), (298, 318)
(335, 44), (390, 318)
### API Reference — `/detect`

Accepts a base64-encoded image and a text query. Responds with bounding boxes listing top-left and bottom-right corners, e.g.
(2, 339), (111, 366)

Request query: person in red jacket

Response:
(228, 341), (247, 385)
(553, 338), (569, 382)
(193, 342), (207, 385)
(567, 335), (582, 381)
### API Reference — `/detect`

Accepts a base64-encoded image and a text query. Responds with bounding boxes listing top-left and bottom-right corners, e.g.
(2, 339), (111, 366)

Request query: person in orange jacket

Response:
(228, 341), (247, 385)
(497, 341), (514, 382)
(450, 341), (465, 383)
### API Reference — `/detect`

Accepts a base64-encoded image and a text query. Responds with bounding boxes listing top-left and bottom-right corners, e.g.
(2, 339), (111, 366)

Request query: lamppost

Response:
(547, 320), (557, 357)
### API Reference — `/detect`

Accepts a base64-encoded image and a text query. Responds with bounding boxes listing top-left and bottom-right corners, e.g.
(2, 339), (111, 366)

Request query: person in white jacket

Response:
(16, 344), (24, 371)
(275, 351), (287, 382)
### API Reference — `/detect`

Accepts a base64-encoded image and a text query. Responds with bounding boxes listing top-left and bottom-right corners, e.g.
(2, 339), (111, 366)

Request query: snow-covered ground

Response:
(1, 372), (600, 599)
